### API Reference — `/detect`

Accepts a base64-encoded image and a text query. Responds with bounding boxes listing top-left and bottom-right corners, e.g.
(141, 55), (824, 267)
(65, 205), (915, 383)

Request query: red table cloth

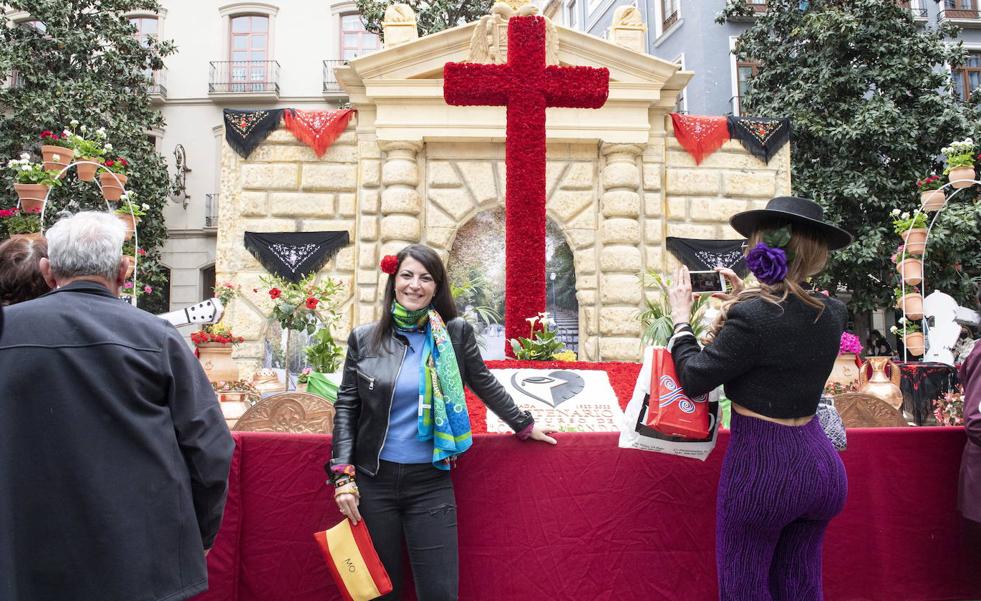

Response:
(192, 428), (979, 601)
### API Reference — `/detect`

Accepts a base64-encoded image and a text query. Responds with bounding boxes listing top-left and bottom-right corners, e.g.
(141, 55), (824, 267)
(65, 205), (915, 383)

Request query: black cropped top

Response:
(670, 294), (847, 419)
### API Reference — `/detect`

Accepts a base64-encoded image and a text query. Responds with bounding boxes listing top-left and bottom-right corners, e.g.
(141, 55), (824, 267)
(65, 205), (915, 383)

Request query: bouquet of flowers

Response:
(6, 155), (60, 186)
(915, 174), (943, 192)
(933, 389), (964, 426)
(839, 332), (863, 356)
(260, 272), (344, 334)
(890, 209), (927, 236)
(0, 207), (43, 235)
(190, 323), (245, 347)
(941, 138), (976, 173)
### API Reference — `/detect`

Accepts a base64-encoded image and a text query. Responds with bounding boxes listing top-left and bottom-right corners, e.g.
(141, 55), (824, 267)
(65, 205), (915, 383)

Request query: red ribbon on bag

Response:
(645, 348), (710, 439)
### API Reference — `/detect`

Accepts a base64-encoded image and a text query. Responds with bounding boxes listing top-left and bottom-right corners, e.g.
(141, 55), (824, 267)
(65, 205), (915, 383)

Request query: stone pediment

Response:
(335, 21), (693, 144)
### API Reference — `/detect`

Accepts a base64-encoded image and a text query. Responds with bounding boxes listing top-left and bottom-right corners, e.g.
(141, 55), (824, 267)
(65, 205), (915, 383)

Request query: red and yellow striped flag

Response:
(314, 519), (393, 601)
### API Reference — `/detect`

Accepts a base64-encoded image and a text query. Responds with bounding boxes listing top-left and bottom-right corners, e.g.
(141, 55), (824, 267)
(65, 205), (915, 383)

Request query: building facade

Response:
(549, 0), (981, 116)
(135, 0), (378, 311)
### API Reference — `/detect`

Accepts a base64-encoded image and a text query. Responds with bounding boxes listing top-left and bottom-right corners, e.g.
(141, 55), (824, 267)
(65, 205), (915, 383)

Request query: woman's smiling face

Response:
(394, 256), (436, 310)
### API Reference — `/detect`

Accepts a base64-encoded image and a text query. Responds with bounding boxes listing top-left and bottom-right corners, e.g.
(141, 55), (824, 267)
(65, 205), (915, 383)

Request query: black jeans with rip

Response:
(358, 460), (458, 601)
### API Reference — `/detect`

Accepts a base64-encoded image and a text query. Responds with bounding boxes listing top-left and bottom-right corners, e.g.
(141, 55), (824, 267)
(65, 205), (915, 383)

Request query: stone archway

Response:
(424, 142), (595, 358)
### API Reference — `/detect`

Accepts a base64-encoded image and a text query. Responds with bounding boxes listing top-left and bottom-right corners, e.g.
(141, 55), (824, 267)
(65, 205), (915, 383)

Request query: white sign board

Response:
(485, 369), (625, 433)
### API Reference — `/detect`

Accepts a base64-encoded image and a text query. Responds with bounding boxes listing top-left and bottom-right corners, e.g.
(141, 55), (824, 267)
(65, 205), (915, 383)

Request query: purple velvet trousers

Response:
(716, 411), (848, 601)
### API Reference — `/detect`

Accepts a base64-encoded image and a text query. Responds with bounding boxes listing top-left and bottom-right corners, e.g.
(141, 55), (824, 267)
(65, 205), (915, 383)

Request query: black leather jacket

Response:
(329, 318), (534, 477)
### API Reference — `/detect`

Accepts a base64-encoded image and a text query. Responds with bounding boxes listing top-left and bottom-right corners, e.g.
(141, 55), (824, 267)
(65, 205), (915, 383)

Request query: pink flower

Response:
(123, 281), (134, 289)
(136, 248), (146, 256)
(143, 285), (153, 294)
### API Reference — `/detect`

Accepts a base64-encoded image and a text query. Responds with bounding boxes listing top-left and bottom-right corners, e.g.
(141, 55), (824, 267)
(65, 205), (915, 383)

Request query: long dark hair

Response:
(370, 244), (458, 352)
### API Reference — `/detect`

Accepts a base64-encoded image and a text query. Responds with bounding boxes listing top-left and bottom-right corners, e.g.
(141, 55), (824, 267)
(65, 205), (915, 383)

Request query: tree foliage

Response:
(354, 0), (493, 39)
(0, 0), (175, 313)
(719, 0), (981, 311)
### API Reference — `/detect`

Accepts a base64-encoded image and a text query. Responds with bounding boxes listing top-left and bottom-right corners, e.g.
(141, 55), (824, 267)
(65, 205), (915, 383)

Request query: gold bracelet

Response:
(335, 484), (360, 498)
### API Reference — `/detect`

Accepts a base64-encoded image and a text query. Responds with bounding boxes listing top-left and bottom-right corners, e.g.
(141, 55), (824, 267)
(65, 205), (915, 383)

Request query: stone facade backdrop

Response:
(214, 18), (791, 375)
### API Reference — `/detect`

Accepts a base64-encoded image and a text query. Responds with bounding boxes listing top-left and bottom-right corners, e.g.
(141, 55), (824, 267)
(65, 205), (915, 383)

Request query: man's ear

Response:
(39, 258), (56, 288)
(116, 256), (131, 286)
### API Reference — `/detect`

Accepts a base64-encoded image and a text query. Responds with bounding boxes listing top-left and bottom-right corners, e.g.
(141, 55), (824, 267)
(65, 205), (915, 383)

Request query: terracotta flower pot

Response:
(897, 258), (923, 286)
(41, 145), (74, 177)
(197, 343), (240, 384)
(901, 228), (928, 256)
(99, 172), (128, 202)
(904, 332), (925, 357)
(13, 183), (49, 212)
(948, 166), (975, 189)
(8, 232), (44, 242)
(117, 213), (140, 241)
(123, 254), (136, 279)
(76, 158), (99, 182)
(920, 189), (945, 212)
(895, 292), (924, 320)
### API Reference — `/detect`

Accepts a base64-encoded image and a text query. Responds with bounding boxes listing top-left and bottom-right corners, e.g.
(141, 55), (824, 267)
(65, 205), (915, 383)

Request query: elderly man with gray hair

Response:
(0, 211), (234, 601)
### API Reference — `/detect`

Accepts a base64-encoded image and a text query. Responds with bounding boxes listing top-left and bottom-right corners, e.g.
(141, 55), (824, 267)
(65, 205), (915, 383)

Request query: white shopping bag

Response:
(618, 346), (720, 461)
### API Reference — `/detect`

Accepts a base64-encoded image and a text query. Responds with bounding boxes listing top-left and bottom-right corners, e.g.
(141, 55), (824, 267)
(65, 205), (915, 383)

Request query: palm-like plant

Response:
(638, 270), (712, 347)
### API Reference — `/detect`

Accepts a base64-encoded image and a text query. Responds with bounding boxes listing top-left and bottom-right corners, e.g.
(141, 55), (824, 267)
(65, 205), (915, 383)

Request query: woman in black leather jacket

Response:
(327, 243), (555, 601)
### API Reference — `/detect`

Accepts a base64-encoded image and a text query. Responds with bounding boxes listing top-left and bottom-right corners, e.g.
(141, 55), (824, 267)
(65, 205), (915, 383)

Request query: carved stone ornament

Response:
(467, 1), (559, 65)
(232, 392), (336, 434)
(834, 392), (908, 428)
(612, 6), (646, 30)
(382, 3), (419, 48)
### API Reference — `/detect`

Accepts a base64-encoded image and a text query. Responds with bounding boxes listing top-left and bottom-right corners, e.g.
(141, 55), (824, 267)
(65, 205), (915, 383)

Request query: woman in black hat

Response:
(666, 196), (853, 601)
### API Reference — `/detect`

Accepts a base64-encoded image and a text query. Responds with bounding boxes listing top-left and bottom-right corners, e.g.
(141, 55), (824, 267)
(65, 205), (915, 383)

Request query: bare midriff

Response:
(732, 402), (815, 427)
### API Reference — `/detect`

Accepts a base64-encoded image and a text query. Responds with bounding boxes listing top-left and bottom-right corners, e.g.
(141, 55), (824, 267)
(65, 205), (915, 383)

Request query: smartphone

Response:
(689, 270), (726, 295)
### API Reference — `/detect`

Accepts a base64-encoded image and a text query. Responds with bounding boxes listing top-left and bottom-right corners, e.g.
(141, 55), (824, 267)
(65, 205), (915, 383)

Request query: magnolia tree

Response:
(719, 0), (981, 311)
(0, 0), (175, 313)
(355, 0), (493, 39)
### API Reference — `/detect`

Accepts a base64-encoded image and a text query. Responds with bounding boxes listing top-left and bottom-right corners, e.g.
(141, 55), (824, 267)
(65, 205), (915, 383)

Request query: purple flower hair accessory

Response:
(746, 242), (789, 285)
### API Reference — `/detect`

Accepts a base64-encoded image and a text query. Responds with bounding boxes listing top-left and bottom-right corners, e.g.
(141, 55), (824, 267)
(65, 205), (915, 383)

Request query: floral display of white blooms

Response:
(104, 143), (113, 151)
(19, 153), (30, 160)
(69, 119), (79, 127)
(141, 203), (150, 211)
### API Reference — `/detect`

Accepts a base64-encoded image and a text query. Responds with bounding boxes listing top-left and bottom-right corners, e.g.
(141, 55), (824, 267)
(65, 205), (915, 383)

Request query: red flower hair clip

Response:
(380, 255), (399, 275)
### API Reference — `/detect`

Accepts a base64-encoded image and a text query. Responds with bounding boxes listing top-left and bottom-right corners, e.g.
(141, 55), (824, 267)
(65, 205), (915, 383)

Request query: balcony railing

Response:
(148, 69), (167, 100)
(323, 60), (348, 94)
(209, 60), (280, 95)
(939, 7), (981, 21)
(205, 193), (219, 229)
(729, 95), (753, 116)
(907, 7), (928, 18)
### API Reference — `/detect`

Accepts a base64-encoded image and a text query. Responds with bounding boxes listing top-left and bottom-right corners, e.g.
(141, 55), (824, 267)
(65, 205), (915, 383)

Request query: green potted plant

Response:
(260, 272), (345, 390)
(916, 174), (945, 212)
(65, 122), (108, 182)
(120, 241), (146, 279)
(0, 207), (43, 240)
(638, 270), (712, 346)
(303, 327), (345, 401)
(941, 138), (976, 189)
(509, 312), (568, 360)
(890, 319), (924, 356)
(114, 193), (148, 241)
(99, 156), (130, 201)
(6, 154), (60, 212)
(890, 209), (928, 256)
(38, 129), (75, 176)
(893, 285), (923, 321)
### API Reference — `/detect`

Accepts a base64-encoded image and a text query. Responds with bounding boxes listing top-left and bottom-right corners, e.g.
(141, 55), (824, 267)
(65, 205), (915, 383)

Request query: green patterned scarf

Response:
(392, 302), (472, 469)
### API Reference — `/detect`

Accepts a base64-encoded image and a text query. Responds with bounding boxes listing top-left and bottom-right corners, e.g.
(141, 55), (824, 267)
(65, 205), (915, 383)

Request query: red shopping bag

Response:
(645, 348), (710, 439)
(314, 518), (393, 601)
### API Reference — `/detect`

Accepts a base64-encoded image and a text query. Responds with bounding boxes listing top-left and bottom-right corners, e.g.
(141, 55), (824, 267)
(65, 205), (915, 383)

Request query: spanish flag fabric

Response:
(314, 519), (393, 601)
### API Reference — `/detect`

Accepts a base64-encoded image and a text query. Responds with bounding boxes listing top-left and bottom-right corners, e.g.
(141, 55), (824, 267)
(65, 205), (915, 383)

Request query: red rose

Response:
(119, 158), (128, 166)
(380, 255), (399, 275)
(136, 248), (146, 255)
(269, 288), (282, 299)
(40, 130), (51, 138)
(104, 159), (115, 167)
(305, 297), (318, 309)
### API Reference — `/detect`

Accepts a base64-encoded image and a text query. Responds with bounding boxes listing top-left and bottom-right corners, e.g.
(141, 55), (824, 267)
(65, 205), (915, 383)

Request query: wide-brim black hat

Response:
(729, 196), (853, 251)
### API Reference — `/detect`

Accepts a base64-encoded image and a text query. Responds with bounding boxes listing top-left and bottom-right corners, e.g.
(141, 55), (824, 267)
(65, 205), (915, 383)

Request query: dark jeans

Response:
(358, 460), (458, 601)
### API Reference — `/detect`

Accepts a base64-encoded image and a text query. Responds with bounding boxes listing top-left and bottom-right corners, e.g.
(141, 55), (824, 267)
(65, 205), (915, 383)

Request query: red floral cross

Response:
(443, 16), (609, 355)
